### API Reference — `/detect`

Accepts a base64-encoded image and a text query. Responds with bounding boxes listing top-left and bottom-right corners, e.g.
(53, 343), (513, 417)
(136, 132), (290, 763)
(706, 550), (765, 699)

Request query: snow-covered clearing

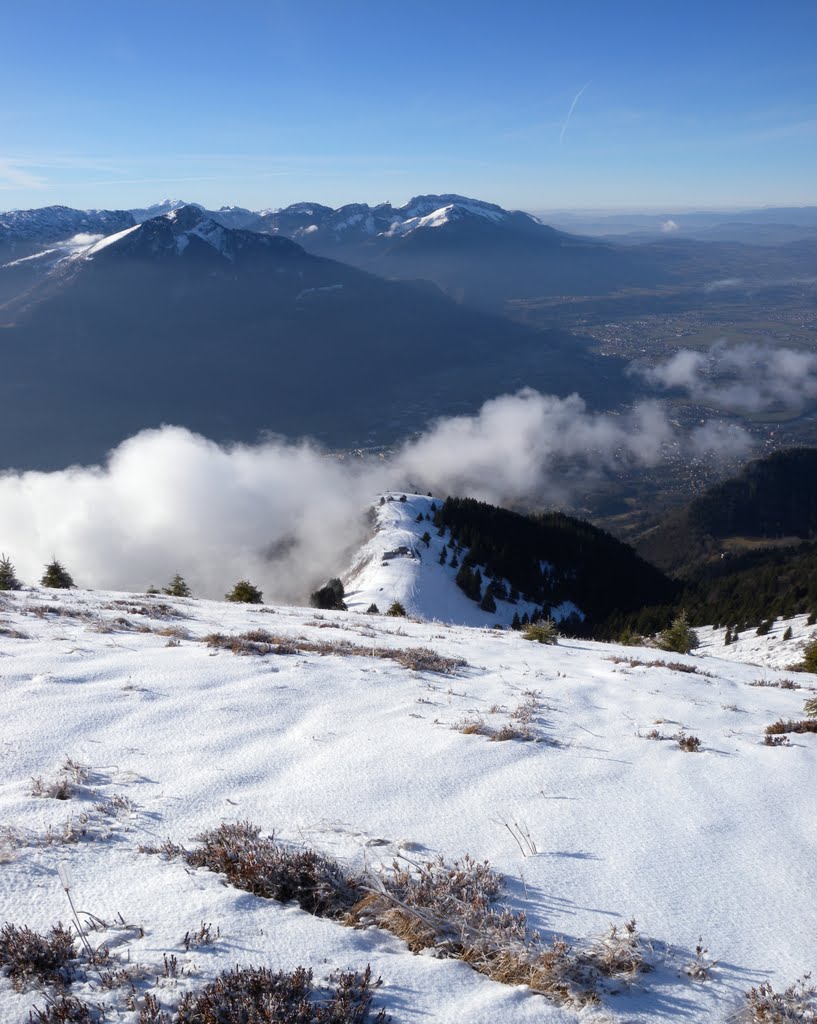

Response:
(0, 567), (815, 1022)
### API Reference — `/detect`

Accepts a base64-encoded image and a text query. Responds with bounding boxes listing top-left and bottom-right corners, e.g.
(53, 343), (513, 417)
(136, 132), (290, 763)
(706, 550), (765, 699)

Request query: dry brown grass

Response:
(202, 631), (465, 675)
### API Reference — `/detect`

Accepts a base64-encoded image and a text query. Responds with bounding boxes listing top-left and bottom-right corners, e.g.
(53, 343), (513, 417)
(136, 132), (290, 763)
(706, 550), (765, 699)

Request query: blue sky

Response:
(2, 0), (817, 213)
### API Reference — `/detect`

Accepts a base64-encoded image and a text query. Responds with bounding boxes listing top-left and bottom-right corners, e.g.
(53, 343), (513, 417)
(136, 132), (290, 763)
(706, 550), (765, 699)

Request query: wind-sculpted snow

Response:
(0, 588), (814, 1022)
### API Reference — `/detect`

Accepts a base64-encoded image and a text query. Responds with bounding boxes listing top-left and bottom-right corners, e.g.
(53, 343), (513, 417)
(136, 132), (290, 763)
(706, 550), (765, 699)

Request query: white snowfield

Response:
(0, 514), (815, 1022)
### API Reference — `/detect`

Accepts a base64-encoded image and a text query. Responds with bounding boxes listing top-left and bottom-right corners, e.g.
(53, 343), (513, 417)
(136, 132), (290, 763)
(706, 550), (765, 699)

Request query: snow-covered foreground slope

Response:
(0, 586), (815, 1023)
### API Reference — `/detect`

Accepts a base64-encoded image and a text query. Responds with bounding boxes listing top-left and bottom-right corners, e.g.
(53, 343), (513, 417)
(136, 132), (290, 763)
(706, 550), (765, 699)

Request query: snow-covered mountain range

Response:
(0, 497), (815, 1024)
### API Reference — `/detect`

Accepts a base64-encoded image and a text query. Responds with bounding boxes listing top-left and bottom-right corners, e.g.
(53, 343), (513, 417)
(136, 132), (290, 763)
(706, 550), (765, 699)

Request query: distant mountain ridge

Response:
(1, 195), (668, 312)
(0, 206), (630, 469)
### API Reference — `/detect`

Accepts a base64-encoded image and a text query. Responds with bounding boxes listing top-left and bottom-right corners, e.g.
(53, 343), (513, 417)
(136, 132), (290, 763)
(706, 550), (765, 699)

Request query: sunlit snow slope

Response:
(343, 494), (578, 627)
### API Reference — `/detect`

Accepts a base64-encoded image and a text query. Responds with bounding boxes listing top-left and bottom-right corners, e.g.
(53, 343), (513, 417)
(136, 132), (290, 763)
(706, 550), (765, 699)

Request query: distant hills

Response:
(0, 204), (630, 469)
(636, 448), (817, 576)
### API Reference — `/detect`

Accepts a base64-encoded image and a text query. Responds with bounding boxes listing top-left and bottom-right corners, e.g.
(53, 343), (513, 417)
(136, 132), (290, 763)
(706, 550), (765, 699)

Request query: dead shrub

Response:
(149, 822), (361, 919)
(0, 922), (77, 990)
(765, 719), (817, 737)
(742, 976), (816, 1022)
(676, 734), (702, 752)
(171, 964), (388, 1024)
(29, 995), (102, 1023)
(490, 724), (533, 742)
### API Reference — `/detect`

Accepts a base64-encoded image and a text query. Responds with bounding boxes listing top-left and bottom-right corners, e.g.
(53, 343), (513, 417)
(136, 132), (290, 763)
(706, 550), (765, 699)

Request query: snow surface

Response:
(1, 506), (813, 1022)
(82, 223), (141, 256)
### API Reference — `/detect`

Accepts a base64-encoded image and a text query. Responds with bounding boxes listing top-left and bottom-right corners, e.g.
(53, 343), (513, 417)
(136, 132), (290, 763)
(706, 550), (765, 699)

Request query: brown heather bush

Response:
(30, 994), (102, 1023)
(741, 976), (816, 1022)
(765, 719), (817, 737)
(0, 922), (77, 990)
(202, 631), (465, 675)
(147, 822), (361, 918)
(144, 821), (648, 1009)
(676, 734), (702, 753)
(166, 964), (387, 1024)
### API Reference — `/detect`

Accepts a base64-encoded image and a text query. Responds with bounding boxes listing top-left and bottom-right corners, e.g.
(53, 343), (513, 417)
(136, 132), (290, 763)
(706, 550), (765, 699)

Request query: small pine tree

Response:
(511, 611), (521, 630)
(799, 636), (817, 674)
(522, 618), (559, 645)
(163, 573), (191, 598)
(480, 589), (497, 613)
(783, 625), (793, 641)
(225, 580), (263, 604)
(387, 600), (406, 617)
(450, 553), (459, 569)
(310, 579), (346, 610)
(399, 495), (407, 503)
(808, 611), (817, 627)
(41, 559), (74, 589)
(805, 695), (817, 718)
(0, 553), (22, 591)
(656, 610), (698, 655)
(439, 546), (448, 565)
(416, 512), (424, 523)
(756, 619), (772, 637)
(724, 627), (733, 646)
(146, 584), (160, 595)
(366, 602), (379, 614)
(421, 531), (431, 547)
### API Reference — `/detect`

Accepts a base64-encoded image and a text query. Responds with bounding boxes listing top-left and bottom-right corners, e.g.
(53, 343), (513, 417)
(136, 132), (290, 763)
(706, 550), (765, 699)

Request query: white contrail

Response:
(560, 81), (591, 144)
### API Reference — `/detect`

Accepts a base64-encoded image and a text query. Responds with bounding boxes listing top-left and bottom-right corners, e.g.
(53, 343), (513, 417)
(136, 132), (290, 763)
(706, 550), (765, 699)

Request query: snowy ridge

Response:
(0, 584), (814, 1023)
(344, 493), (579, 626)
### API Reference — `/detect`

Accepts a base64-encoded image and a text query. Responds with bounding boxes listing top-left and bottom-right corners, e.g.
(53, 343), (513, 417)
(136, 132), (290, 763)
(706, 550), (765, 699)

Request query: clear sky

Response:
(2, 0), (817, 214)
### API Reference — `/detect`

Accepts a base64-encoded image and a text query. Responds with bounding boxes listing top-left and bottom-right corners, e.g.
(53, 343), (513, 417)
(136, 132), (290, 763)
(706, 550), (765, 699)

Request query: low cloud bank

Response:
(637, 340), (817, 414)
(0, 390), (752, 600)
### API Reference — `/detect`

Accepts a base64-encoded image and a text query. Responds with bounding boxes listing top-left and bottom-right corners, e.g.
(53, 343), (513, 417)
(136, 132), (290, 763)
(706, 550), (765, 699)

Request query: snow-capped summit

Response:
(129, 198), (200, 223)
(75, 204), (303, 265)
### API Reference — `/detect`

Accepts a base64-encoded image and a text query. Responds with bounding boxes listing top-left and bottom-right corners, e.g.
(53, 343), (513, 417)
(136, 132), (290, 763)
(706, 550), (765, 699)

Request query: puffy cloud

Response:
(0, 389), (754, 599)
(635, 340), (817, 414)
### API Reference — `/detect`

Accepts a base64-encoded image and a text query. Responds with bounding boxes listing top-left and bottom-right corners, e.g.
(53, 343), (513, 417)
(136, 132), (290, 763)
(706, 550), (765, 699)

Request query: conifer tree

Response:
(225, 580), (263, 604)
(41, 559), (75, 589)
(439, 546), (448, 565)
(511, 611), (521, 630)
(656, 610), (698, 654)
(163, 573), (191, 598)
(421, 531), (431, 547)
(783, 625), (793, 641)
(480, 589), (496, 613)
(0, 553), (22, 591)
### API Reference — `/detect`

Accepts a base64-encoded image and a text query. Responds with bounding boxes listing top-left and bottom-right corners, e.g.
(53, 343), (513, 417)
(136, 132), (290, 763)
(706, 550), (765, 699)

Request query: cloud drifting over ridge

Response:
(636, 340), (817, 415)
(0, 390), (752, 600)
